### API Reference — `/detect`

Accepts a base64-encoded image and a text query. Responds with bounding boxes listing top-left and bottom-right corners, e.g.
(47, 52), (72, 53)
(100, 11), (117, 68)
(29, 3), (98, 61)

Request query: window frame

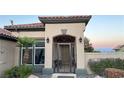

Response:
(20, 40), (45, 66)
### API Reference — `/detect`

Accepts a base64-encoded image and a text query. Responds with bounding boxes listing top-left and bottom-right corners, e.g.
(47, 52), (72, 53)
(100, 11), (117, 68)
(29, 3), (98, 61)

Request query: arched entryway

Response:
(53, 35), (76, 73)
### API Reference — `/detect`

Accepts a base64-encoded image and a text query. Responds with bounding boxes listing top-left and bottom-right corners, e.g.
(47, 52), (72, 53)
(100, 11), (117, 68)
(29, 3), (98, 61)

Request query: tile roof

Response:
(4, 16), (92, 31)
(0, 28), (12, 36)
(39, 15), (91, 19)
(38, 15), (92, 24)
(114, 45), (124, 50)
(0, 28), (17, 41)
(4, 23), (44, 29)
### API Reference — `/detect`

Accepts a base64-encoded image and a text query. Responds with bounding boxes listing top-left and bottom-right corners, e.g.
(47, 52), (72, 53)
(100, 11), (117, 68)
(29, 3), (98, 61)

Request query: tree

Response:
(17, 37), (35, 64)
(84, 37), (94, 52)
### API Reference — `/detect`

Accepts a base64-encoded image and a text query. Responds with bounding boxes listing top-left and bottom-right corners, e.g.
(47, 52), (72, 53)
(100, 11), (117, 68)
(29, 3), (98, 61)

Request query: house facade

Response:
(4, 16), (91, 75)
(0, 15), (124, 77)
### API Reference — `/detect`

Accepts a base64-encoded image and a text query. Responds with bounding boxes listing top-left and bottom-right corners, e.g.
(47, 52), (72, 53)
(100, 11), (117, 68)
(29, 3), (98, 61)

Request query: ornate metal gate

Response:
(53, 43), (76, 73)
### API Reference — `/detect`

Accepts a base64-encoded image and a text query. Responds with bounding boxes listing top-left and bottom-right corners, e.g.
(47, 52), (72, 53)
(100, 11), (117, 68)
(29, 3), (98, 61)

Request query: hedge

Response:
(4, 65), (33, 78)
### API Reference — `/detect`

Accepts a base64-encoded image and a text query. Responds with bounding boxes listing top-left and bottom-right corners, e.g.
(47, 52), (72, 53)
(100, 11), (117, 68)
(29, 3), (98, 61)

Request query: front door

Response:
(54, 43), (75, 73)
(59, 45), (70, 72)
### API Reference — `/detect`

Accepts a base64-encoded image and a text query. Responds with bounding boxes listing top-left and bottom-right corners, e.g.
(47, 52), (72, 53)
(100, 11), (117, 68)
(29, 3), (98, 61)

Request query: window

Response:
(22, 49), (33, 64)
(21, 40), (45, 65)
(35, 41), (45, 47)
(35, 49), (45, 64)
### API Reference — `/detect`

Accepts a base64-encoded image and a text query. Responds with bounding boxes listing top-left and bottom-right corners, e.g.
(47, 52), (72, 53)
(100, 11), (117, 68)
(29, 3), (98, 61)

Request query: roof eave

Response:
(0, 34), (17, 42)
(38, 16), (92, 25)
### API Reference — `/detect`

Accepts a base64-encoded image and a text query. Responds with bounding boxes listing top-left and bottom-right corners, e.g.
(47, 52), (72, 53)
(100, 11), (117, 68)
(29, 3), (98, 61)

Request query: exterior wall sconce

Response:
(46, 37), (49, 43)
(79, 37), (82, 43)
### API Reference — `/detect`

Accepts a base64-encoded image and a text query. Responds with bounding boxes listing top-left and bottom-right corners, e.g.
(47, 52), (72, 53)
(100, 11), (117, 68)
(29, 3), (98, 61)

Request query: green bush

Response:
(88, 58), (124, 76)
(4, 65), (33, 78)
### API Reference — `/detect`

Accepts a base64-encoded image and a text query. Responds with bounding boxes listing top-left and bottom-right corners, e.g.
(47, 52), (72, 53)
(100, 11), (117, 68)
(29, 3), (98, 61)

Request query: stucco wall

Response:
(84, 52), (124, 74)
(0, 40), (17, 76)
(45, 23), (86, 69)
(12, 31), (45, 39)
(14, 47), (20, 66)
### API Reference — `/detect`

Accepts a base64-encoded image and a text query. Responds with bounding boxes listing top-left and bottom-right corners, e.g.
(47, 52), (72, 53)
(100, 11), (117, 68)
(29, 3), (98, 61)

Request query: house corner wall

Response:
(0, 40), (17, 77)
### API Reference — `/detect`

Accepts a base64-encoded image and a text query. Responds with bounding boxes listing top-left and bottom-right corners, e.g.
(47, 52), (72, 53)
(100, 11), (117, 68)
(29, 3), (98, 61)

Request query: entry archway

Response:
(53, 35), (76, 73)
(53, 35), (75, 43)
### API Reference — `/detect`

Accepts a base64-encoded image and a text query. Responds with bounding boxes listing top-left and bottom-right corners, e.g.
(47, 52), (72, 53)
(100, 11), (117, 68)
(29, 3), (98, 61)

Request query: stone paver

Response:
(28, 74), (39, 78)
(52, 73), (76, 78)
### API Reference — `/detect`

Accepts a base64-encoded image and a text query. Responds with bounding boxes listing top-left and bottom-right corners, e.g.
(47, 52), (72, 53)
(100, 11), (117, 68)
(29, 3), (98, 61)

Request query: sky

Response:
(0, 15), (124, 51)
(85, 15), (124, 49)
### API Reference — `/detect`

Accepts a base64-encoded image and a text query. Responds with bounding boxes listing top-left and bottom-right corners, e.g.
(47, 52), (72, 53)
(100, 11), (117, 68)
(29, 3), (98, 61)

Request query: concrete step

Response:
(52, 73), (76, 78)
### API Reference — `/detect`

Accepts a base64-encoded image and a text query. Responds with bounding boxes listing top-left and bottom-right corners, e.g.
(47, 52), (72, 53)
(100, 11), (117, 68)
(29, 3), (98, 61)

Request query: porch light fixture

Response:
(46, 37), (49, 43)
(79, 37), (82, 43)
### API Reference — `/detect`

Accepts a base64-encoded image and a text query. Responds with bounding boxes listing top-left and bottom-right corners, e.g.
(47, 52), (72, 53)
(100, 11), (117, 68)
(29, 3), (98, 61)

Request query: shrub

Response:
(88, 58), (124, 76)
(4, 65), (33, 78)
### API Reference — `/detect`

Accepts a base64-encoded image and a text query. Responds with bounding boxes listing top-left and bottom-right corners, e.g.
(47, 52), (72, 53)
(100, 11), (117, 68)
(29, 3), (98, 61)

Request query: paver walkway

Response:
(28, 73), (99, 78)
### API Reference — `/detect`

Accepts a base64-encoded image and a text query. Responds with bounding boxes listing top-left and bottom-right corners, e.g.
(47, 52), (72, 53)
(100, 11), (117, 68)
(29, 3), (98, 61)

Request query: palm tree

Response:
(17, 37), (35, 64)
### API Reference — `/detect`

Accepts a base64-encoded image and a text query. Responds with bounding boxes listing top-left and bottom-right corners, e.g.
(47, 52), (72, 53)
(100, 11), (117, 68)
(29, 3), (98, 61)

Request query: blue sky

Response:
(0, 15), (124, 50)
(85, 15), (124, 49)
(0, 15), (39, 27)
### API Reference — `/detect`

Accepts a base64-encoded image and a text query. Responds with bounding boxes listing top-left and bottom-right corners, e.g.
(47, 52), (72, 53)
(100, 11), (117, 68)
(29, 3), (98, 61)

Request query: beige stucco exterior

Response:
(12, 31), (45, 39)
(0, 40), (17, 76)
(45, 23), (85, 70)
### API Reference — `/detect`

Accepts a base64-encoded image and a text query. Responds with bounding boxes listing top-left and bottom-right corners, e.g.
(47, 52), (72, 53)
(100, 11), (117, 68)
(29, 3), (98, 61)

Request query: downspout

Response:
(32, 44), (35, 67)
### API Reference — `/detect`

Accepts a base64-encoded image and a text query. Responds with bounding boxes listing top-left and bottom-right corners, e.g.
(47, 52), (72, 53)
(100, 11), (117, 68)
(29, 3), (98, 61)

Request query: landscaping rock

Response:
(105, 68), (124, 78)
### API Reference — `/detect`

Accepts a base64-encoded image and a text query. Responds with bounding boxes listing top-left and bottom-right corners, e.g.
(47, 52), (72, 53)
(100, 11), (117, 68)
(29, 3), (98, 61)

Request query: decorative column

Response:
(76, 36), (87, 76)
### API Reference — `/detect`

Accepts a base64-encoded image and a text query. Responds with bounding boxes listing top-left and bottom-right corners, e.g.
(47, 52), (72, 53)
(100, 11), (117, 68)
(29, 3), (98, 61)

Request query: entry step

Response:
(52, 73), (76, 78)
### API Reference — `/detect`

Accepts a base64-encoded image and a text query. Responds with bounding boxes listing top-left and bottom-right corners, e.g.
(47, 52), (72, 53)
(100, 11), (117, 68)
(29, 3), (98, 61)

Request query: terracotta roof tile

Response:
(39, 15), (91, 19)
(0, 28), (16, 41)
(4, 23), (44, 29)
(38, 15), (92, 24)
(4, 16), (92, 30)
(0, 28), (12, 36)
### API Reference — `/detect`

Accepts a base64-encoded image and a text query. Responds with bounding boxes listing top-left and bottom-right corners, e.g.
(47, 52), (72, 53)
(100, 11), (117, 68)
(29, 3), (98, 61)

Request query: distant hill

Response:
(94, 48), (115, 52)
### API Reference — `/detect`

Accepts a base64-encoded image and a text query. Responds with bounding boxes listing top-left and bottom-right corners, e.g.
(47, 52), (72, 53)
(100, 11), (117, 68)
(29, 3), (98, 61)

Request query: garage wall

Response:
(0, 40), (17, 77)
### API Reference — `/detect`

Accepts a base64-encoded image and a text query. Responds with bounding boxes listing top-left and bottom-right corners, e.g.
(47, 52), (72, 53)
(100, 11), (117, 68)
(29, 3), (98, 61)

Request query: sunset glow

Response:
(85, 15), (124, 49)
